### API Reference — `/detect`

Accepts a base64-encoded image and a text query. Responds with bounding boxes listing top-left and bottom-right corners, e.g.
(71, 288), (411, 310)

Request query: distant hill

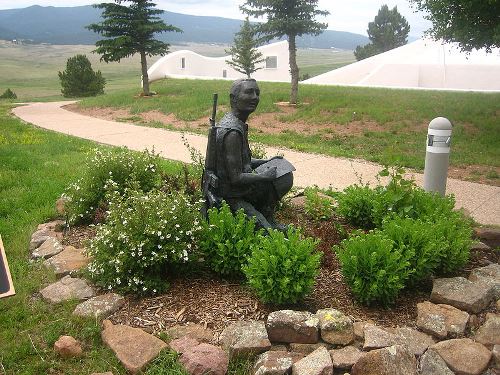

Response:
(0, 5), (368, 50)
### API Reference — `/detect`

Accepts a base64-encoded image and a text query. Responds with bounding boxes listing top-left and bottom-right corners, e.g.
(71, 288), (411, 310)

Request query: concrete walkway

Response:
(12, 101), (500, 226)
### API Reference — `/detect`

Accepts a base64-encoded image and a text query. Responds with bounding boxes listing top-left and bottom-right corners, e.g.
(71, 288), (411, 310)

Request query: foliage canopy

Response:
(58, 54), (105, 97)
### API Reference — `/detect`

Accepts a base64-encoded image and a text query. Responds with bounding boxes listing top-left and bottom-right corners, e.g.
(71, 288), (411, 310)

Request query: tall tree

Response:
(226, 17), (265, 78)
(241, 0), (329, 104)
(354, 5), (410, 61)
(409, 0), (500, 52)
(87, 0), (181, 96)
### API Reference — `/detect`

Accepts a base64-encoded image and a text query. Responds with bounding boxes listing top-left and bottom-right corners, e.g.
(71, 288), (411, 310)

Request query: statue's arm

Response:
(224, 132), (276, 184)
(251, 155), (283, 168)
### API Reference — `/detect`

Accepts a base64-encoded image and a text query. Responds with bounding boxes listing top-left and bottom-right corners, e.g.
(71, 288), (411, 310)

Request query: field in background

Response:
(0, 40), (354, 101)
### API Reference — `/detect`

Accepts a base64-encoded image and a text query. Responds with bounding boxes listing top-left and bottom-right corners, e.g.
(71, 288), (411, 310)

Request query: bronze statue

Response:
(202, 78), (295, 231)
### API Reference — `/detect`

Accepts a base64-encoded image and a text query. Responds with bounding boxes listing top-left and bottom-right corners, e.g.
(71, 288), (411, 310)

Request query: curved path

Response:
(12, 101), (500, 226)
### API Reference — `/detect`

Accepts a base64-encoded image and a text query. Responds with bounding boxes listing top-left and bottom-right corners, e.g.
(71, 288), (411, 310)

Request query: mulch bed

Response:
(62, 203), (499, 339)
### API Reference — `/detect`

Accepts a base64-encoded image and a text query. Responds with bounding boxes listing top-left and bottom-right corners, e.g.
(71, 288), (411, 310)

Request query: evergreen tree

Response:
(226, 18), (265, 78)
(58, 54), (105, 98)
(409, 0), (500, 52)
(87, 0), (181, 96)
(241, 0), (329, 104)
(354, 5), (410, 61)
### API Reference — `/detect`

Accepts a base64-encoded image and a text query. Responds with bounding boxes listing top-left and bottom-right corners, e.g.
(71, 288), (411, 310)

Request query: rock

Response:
(32, 237), (64, 259)
(419, 349), (454, 375)
(497, 299), (500, 310)
(416, 301), (469, 339)
(292, 346), (333, 375)
(493, 345), (500, 369)
(43, 245), (91, 278)
(179, 343), (228, 375)
(430, 277), (494, 313)
(266, 310), (319, 344)
(289, 195), (306, 208)
(329, 346), (365, 370)
(351, 345), (417, 375)
(29, 228), (51, 251)
(392, 327), (435, 356)
(474, 313), (500, 349)
(40, 276), (95, 303)
(470, 241), (491, 251)
(220, 320), (271, 359)
(316, 309), (354, 345)
(169, 336), (200, 355)
(469, 264), (500, 299)
(253, 351), (304, 375)
(474, 227), (500, 248)
(431, 338), (491, 375)
(54, 335), (83, 358)
(289, 342), (329, 355)
(166, 323), (214, 343)
(269, 344), (288, 352)
(101, 320), (167, 374)
(37, 220), (64, 232)
(362, 324), (397, 350)
(90, 372), (113, 375)
(73, 293), (125, 319)
(353, 320), (374, 341)
(56, 197), (67, 215)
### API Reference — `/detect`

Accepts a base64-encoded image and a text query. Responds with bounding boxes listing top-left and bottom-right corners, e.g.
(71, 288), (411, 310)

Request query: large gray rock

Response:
(292, 346), (333, 375)
(40, 276), (95, 303)
(469, 264), (500, 299)
(266, 310), (319, 344)
(430, 277), (495, 313)
(253, 351), (304, 375)
(329, 346), (365, 370)
(392, 327), (435, 356)
(32, 237), (64, 259)
(166, 323), (214, 343)
(101, 320), (167, 374)
(73, 293), (125, 319)
(416, 301), (469, 339)
(419, 349), (454, 375)
(431, 338), (491, 375)
(43, 245), (90, 278)
(316, 308), (354, 345)
(473, 313), (500, 349)
(351, 345), (417, 375)
(363, 324), (398, 350)
(29, 228), (51, 251)
(179, 343), (229, 375)
(219, 320), (271, 359)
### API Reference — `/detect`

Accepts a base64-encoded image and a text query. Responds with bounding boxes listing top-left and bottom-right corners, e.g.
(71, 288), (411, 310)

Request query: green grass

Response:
(78, 79), (500, 171)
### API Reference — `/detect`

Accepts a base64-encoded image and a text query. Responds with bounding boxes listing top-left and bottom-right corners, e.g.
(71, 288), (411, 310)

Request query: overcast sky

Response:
(0, 0), (431, 37)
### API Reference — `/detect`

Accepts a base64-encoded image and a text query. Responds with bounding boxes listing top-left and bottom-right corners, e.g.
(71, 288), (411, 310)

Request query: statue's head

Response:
(230, 78), (260, 115)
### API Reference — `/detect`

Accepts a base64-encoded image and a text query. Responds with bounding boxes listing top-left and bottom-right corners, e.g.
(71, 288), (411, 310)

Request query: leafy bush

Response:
(58, 54), (106, 97)
(336, 184), (379, 229)
(87, 187), (203, 295)
(200, 202), (261, 278)
(304, 187), (335, 221)
(336, 231), (411, 306)
(64, 148), (162, 224)
(0, 88), (17, 99)
(243, 227), (321, 304)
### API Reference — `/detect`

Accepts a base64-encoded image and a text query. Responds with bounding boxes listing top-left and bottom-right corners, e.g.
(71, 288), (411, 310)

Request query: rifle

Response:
(202, 93), (220, 212)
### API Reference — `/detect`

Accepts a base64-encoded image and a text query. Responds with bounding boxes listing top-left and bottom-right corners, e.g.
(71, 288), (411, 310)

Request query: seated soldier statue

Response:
(202, 78), (295, 231)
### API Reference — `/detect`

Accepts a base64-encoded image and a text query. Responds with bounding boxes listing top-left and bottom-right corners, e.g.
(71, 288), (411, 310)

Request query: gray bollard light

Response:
(423, 117), (452, 196)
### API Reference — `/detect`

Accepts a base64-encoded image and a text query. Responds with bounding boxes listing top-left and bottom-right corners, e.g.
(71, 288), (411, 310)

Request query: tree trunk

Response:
(140, 51), (150, 96)
(288, 34), (299, 104)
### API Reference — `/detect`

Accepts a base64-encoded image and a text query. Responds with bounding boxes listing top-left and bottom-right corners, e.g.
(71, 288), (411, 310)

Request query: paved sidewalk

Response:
(12, 101), (500, 226)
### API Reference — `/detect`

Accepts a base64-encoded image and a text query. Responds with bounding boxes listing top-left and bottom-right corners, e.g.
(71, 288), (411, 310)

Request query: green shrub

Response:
(64, 148), (162, 224)
(0, 88), (17, 99)
(243, 227), (321, 304)
(304, 187), (335, 221)
(87, 188), (203, 295)
(336, 231), (411, 306)
(200, 202), (261, 278)
(336, 184), (379, 228)
(58, 54), (106, 97)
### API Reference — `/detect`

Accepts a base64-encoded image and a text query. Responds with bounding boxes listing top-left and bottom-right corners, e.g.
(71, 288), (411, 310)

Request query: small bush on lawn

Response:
(58, 54), (106, 97)
(304, 187), (335, 221)
(336, 231), (412, 306)
(0, 88), (17, 99)
(200, 202), (261, 278)
(64, 148), (162, 224)
(87, 186), (203, 295)
(243, 227), (321, 304)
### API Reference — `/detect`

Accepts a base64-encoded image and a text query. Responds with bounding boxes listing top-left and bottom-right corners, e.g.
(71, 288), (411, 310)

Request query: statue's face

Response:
(234, 80), (260, 114)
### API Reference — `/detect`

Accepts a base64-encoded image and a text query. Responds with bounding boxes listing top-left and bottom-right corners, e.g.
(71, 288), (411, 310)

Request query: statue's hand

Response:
(260, 166), (277, 180)
(270, 155), (283, 160)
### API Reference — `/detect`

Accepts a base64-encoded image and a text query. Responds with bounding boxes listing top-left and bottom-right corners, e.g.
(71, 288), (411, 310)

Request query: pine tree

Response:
(58, 55), (105, 98)
(87, 0), (181, 96)
(226, 18), (265, 78)
(354, 5), (410, 61)
(241, 0), (329, 104)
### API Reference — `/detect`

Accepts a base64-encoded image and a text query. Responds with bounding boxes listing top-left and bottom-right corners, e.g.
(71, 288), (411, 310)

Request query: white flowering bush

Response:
(64, 147), (162, 224)
(87, 186), (203, 295)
